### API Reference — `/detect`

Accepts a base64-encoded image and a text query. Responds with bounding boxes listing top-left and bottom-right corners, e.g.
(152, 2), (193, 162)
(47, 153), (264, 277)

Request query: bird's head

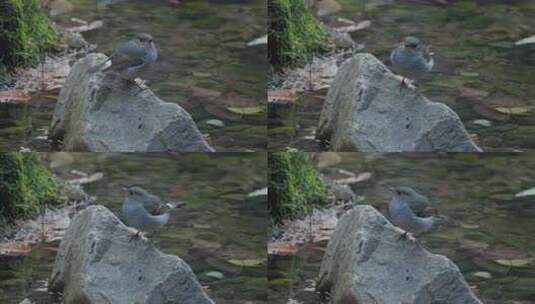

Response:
(136, 33), (154, 45)
(402, 36), (422, 52)
(388, 186), (429, 205)
(123, 186), (151, 200)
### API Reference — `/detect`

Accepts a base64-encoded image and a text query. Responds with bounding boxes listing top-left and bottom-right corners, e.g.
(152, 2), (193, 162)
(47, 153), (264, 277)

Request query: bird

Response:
(390, 36), (434, 90)
(89, 33), (158, 87)
(121, 186), (173, 239)
(388, 186), (434, 240)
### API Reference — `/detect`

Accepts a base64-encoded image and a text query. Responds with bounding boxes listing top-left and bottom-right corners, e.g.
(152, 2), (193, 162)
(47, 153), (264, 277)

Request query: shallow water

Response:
(0, 153), (267, 303)
(269, 0), (535, 151)
(1, 0), (267, 151)
(268, 152), (535, 303)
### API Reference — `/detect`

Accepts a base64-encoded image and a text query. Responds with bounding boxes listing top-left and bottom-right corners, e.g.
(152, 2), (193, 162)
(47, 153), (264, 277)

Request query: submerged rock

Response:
(317, 53), (481, 152)
(49, 53), (214, 152)
(317, 205), (482, 304)
(49, 205), (214, 304)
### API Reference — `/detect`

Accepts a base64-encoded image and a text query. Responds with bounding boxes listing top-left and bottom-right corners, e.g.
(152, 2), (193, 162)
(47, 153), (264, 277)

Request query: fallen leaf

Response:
(494, 106), (532, 115)
(0, 90), (31, 103)
(472, 119), (491, 127)
(334, 20), (371, 33)
(227, 258), (263, 267)
(494, 258), (530, 267)
(515, 187), (535, 197)
(336, 172), (372, 185)
(268, 89), (298, 104)
(247, 35), (267, 46)
(68, 20), (104, 33)
(473, 271), (492, 279)
(226, 106), (264, 115)
(515, 34), (535, 46)
(0, 241), (32, 256)
(205, 271), (224, 279)
(247, 187), (267, 197)
(268, 241), (299, 256)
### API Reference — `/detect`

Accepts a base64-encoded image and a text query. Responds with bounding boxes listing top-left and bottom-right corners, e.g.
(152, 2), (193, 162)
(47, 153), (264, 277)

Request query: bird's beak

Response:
(122, 186), (128, 192)
(384, 184), (395, 193)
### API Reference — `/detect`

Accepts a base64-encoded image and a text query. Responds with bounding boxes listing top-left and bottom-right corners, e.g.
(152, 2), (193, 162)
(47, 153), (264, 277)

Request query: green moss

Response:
(0, 152), (59, 225)
(268, 0), (328, 70)
(268, 152), (328, 224)
(0, 0), (58, 72)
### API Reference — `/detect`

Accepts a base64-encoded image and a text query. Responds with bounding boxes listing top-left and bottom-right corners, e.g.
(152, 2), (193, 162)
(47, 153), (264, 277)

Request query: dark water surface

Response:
(0, 153), (267, 303)
(1, 0), (267, 151)
(269, 0), (535, 151)
(269, 153), (535, 303)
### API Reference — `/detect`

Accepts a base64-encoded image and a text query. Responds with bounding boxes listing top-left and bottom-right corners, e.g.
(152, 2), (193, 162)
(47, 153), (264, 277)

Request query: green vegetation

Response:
(0, 153), (59, 225)
(0, 0), (58, 72)
(268, 152), (328, 224)
(268, 0), (328, 70)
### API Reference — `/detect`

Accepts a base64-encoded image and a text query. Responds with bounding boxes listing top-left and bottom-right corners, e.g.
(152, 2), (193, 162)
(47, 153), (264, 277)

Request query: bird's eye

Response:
(129, 191), (134, 195)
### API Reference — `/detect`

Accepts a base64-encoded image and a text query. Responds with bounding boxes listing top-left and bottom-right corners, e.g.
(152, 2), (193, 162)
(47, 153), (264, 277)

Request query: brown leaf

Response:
(68, 20), (104, 33)
(267, 89), (298, 104)
(0, 90), (31, 103)
(336, 172), (372, 185)
(334, 20), (371, 33)
(268, 241), (299, 256)
(0, 241), (32, 256)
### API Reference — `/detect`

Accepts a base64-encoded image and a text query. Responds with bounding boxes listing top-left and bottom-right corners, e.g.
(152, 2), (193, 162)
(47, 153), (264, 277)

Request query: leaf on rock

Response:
(268, 89), (298, 104)
(494, 106), (532, 115)
(227, 258), (263, 267)
(0, 90), (31, 103)
(494, 258), (530, 267)
(226, 106), (264, 115)
(268, 241), (299, 256)
(515, 187), (535, 197)
(515, 35), (535, 45)
(334, 20), (371, 33)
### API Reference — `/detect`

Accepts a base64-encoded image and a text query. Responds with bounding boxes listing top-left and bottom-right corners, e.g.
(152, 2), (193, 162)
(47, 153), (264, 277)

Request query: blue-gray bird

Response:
(122, 186), (171, 238)
(388, 186), (434, 238)
(390, 36), (434, 89)
(89, 33), (158, 84)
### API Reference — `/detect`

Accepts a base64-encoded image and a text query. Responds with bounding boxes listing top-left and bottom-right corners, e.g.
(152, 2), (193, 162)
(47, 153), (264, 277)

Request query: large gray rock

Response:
(49, 205), (214, 304)
(317, 205), (482, 304)
(317, 53), (481, 152)
(49, 53), (214, 152)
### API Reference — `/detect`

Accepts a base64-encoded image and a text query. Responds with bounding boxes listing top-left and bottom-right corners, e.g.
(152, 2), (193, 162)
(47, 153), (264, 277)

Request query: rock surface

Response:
(317, 205), (482, 304)
(49, 205), (214, 304)
(317, 53), (481, 152)
(49, 53), (214, 152)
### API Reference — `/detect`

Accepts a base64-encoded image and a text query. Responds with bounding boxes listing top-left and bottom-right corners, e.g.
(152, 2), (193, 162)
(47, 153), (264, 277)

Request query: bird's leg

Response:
(400, 77), (417, 91)
(398, 230), (416, 242)
(399, 77), (407, 92)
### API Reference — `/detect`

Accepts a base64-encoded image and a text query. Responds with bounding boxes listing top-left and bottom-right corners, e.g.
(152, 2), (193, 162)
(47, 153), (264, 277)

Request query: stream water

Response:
(269, 152), (535, 303)
(0, 153), (267, 303)
(0, 0), (267, 151)
(269, 0), (535, 151)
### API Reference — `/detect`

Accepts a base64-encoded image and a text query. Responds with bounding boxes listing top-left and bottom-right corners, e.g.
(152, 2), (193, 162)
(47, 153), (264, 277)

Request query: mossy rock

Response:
(0, 0), (58, 72)
(0, 152), (59, 225)
(269, 152), (328, 224)
(268, 0), (328, 70)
